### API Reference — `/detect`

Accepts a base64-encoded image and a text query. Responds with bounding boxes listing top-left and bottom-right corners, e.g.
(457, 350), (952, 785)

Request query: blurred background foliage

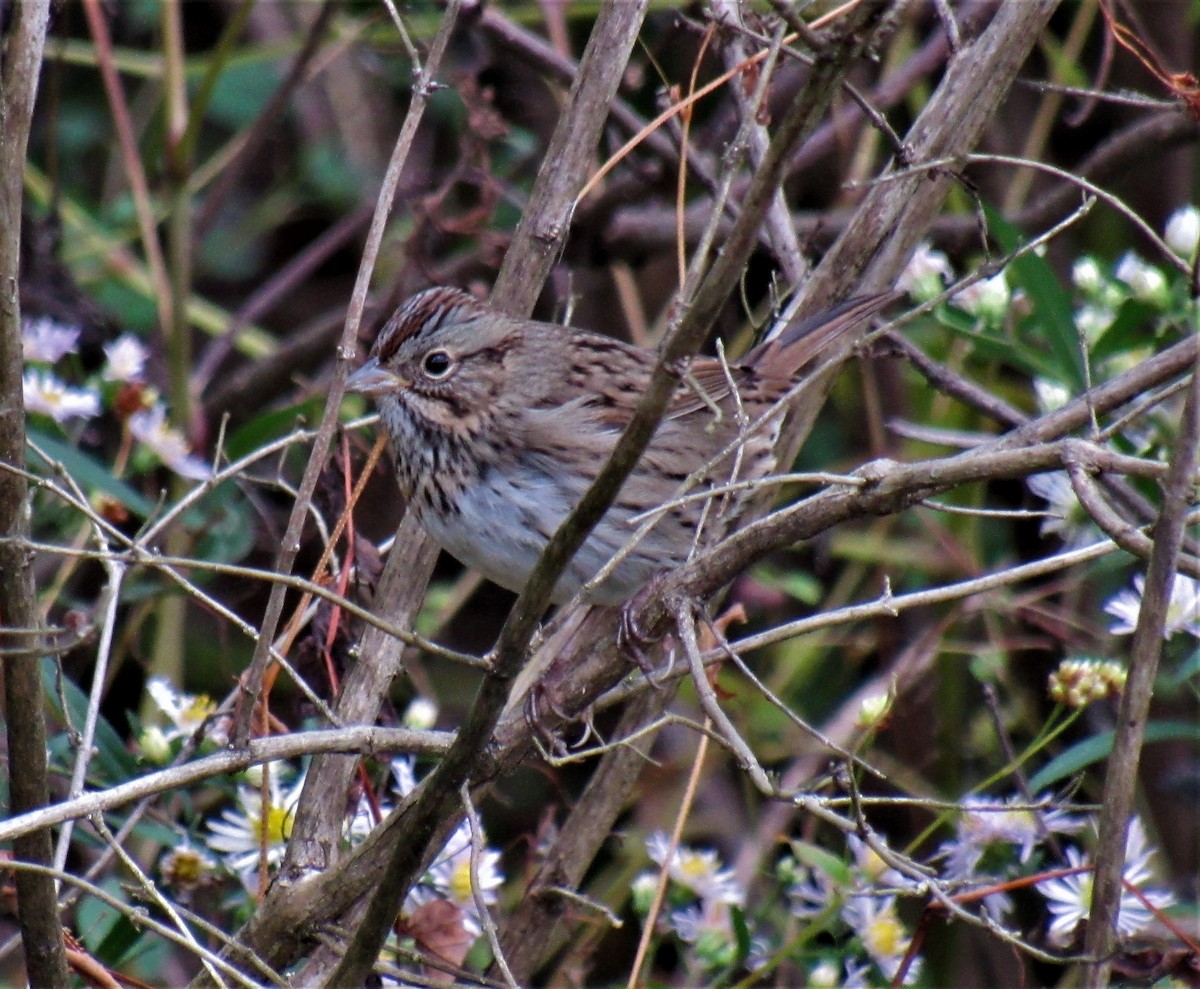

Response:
(5, 0), (1199, 985)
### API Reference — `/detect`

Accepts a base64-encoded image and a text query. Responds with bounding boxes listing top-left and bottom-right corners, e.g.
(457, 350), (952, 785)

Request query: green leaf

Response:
(41, 657), (141, 785)
(206, 58), (281, 129)
(1029, 719), (1200, 792)
(936, 319), (1064, 381)
(987, 209), (1086, 388)
(787, 839), (853, 887)
(29, 429), (158, 519)
(1091, 298), (1157, 363)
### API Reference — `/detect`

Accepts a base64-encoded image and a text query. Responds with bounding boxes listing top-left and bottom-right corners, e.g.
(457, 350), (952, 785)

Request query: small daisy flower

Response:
(944, 794), (1085, 874)
(22, 317), (80, 363)
(1114, 253), (1169, 305)
(1037, 817), (1173, 946)
(1105, 574), (1200, 639)
(23, 370), (100, 423)
(1165, 205), (1200, 257)
(1048, 658), (1127, 708)
(1026, 471), (1097, 547)
(205, 768), (306, 889)
(391, 757), (505, 937)
(1075, 303), (1116, 343)
(646, 832), (744, 906)
(103, 334), (149, 382)
(402, 697), (438, 730)
(668, 902), (737, 968)
(842, 895), (921, 984)
(1072, 258), (1104, 295)
(939, 795), (1084, 922)
(897, 242), (954, 302)
(129, 403), (210, 480)
(160, 840), (217, 897)
(785, 862), (837, 919)
(1034, 378), (1071, 413)
(146, 677), (219, 742)
(953, 272), (1010, 321)
(408, 823), (505, 937)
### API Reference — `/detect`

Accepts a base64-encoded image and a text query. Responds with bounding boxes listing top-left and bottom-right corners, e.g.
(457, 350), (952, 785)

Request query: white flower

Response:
(205, 768), (306, 890)
(1072, 258), (1104, 294)
(897, 242), (954, 301)
(786, 863), (836, 918)
(1075, 304), (1116, 344)
(807, 960), (841, 988)
(1105, 574), (1200, 639)
(1026, 471), (1097, 547)
(23, 370), (100, 422)
(407, 822), (505, 937)
(944, 795), (1085, 876)
(1114, 253), (1168, 304)
(646, 832), (744, 906)
(22, 317), (80, 363)
(103, 334), (148, 382)
(390, 757), (505, 937)
(146, 677), (219, 742)
(402, 697), (438, 730)
(842, 895), (921, 984)
(631, 872), (659, 914)
(1034, 378), (1071, 413)
(129, 404), (210, 480)
(953, 272), (1010, 320)
(1037, 817), (1173, 946)
(937, 795), (1084, 923)
(1165, 205), (1200, 257)
(667, 901), (737, 968)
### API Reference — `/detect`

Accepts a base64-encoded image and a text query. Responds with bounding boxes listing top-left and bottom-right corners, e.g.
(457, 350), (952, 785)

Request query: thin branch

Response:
(233, 0), (464, 744)
(0, 726), (451, 844)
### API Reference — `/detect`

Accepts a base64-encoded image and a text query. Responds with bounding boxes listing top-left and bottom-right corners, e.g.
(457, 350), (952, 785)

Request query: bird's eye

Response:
(422, 350), (453, 379)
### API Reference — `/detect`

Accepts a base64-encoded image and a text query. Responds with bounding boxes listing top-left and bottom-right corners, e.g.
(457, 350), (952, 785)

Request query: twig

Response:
(0, 725), (451, 844)
(233, 0), (463, 744)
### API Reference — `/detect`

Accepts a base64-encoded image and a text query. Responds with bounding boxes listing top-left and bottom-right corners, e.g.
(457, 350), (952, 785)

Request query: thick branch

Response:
(1082, 368), (1200, 986)
(0, 1), (68, 985)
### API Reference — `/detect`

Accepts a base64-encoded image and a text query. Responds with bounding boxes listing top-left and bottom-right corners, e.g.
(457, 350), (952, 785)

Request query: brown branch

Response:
(230, 0), (463, 747)
(0, 1), (69, 985)
(1082, 367), (1200, 987)
(322, 3), (655, 983)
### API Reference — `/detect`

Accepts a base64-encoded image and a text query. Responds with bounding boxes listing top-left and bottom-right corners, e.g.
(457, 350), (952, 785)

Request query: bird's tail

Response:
(746, 290), (902, 379)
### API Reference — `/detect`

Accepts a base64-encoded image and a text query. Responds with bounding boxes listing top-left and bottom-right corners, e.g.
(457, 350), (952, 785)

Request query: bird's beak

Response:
(346, 357), (407, 395)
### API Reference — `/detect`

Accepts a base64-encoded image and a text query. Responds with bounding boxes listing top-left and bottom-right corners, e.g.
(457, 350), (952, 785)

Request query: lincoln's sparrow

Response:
(347, 286), (896, 605)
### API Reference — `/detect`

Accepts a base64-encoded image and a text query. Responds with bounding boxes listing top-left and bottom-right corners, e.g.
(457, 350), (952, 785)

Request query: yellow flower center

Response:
(449, 859), (474, 902)
(863, 909), (907, 958)
(260, 804), (293, 845)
